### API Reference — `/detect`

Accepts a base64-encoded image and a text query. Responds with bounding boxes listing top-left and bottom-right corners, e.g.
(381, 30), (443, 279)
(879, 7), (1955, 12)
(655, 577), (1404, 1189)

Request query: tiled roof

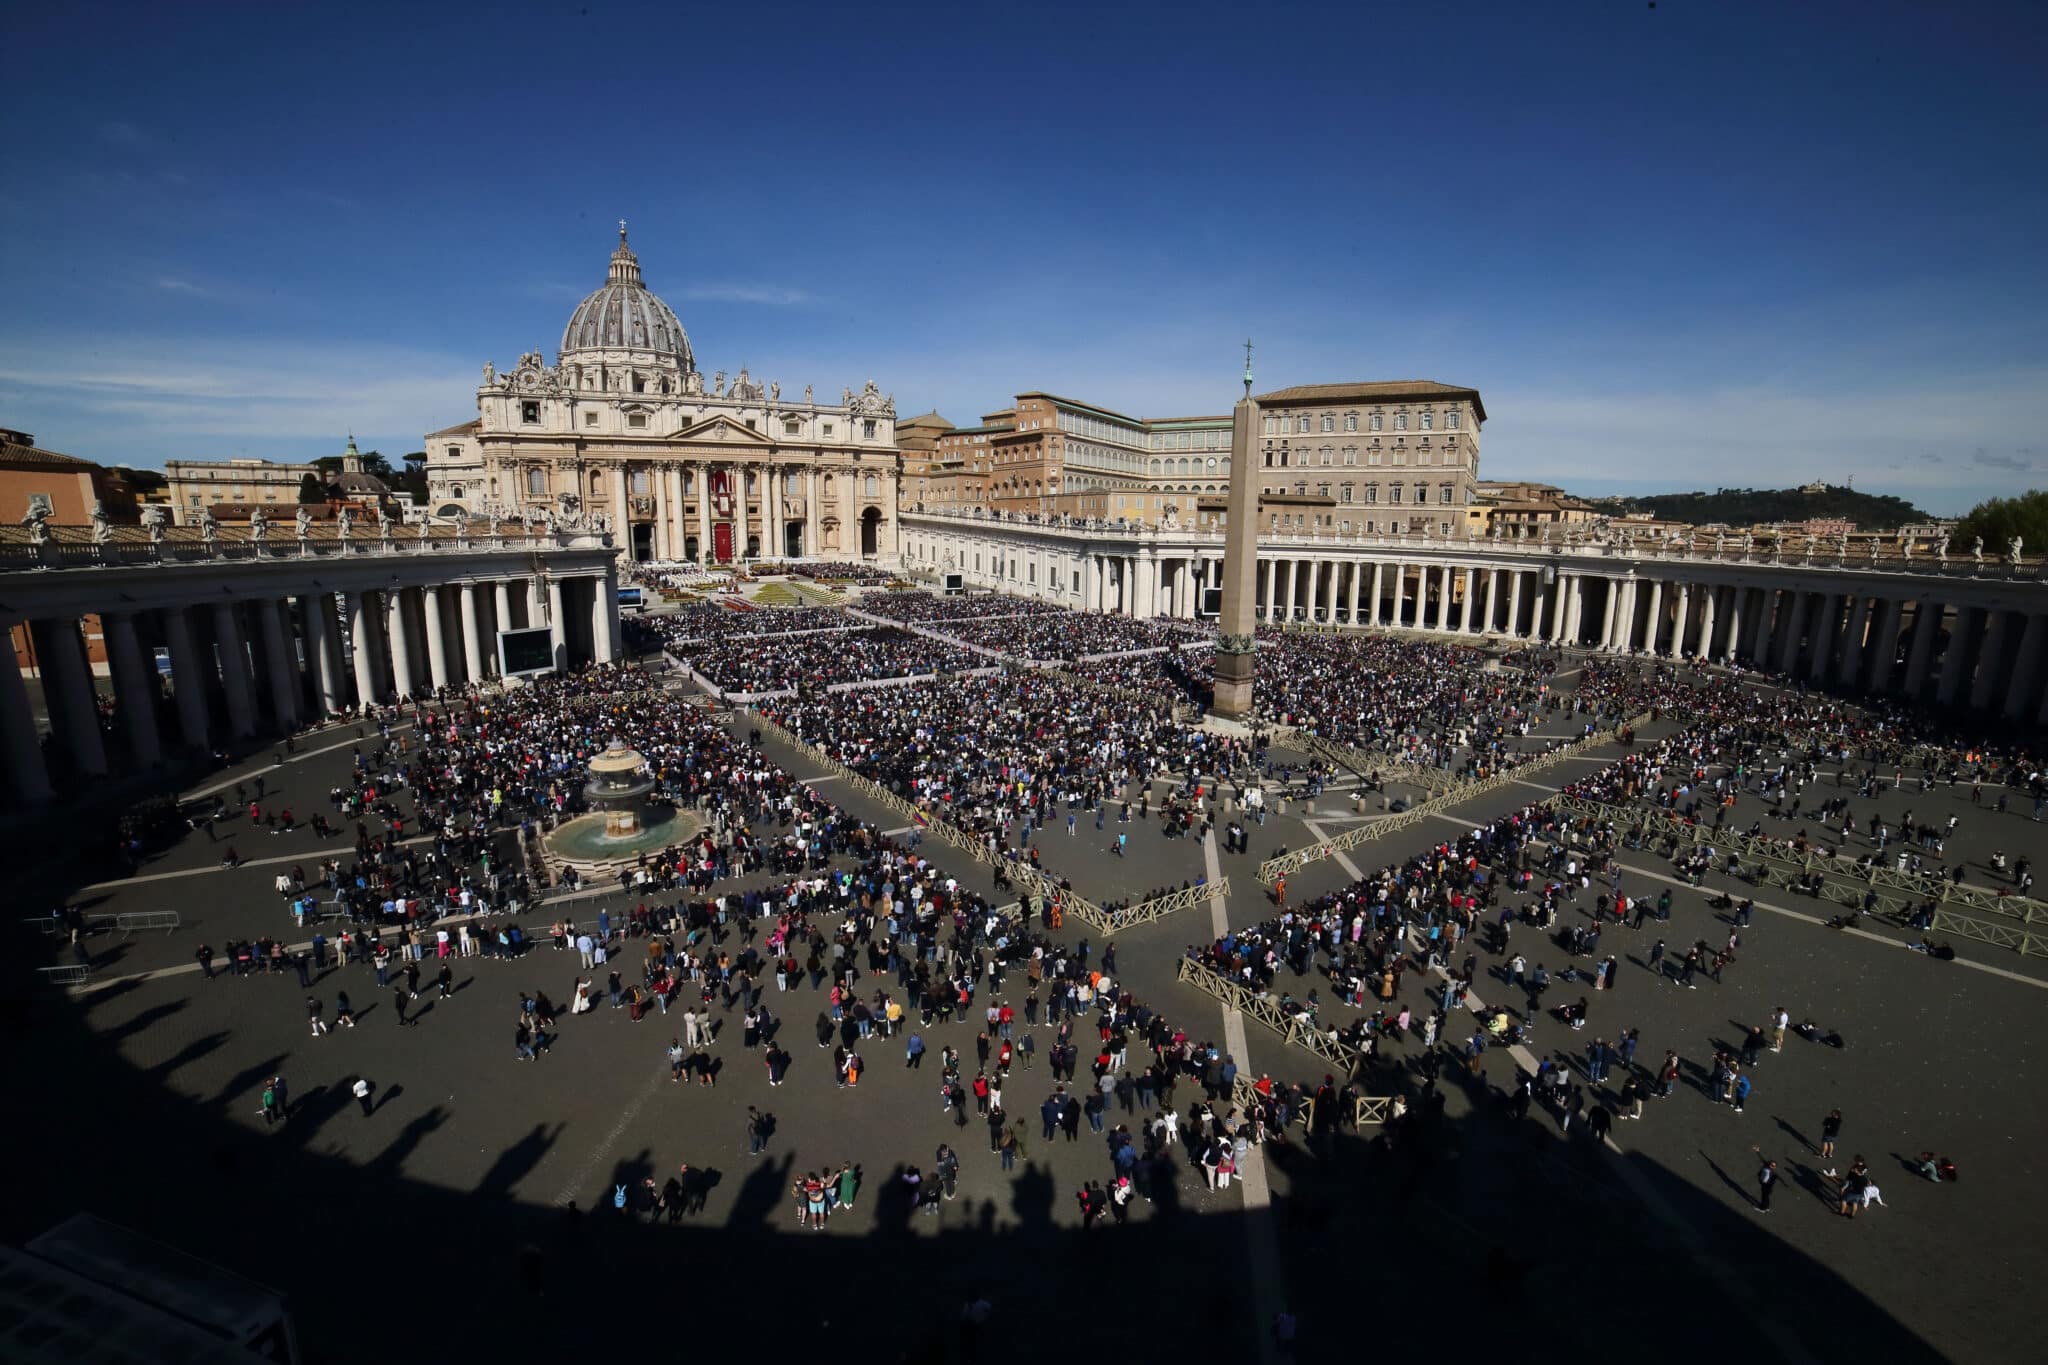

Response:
(1253, 380), (1486, 423)
(424, 420), (482, 439)
(0, 440), (96, 470)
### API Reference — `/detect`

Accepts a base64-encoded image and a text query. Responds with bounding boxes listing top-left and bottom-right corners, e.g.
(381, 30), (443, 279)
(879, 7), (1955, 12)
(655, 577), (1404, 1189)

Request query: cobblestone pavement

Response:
(6, 654), (2044, 1365)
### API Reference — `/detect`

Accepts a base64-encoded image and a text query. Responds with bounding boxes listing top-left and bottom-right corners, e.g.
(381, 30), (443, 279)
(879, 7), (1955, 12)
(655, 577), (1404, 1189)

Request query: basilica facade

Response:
(423, 227), (900, 563)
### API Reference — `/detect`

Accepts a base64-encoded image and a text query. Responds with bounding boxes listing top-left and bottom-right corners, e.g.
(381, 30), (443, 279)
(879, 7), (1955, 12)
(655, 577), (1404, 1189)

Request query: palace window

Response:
(1420, 410), (1432, 430)
(627, 413), (648, 429)
(632, 375), (645, 394)
(525, 467), (545, 495)
(631, 470), (650, 494)
(1340, 483), (1354, 503)
(785, 419), (801, 435)
(1263, 416), (1278, 435)
(1395, 413), (1408, 431)
(1390, 484), (1403, 504)
(864, 474), (878, 497)
(584, 411), (598, 427)
(1321, 414), (1334, 432)
(1342, 446), (1357, 466)
(1365, 484), (1378, 503)
(822, 422), (835, 436)
(1344, 412), (1358, 432)
(1296, 416), (1310, 433)
(521, 401), (539, 424)
(1446, 409), (1460, 429)
(863, 419), (877, 439)
(1370, 413), (1382, 431)
(446, 446), (461, 460)
(1440, 483), (1455, 504)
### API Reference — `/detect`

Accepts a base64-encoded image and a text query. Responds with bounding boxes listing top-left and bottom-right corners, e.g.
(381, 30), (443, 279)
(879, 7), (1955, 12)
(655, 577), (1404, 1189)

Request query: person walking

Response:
(353, 1076), (376, 1116)
(906, 1033), (926, 1069)
(393, 987), (416, 1026)
(747, 1106), (770, 1156)
(306, 996), (328, 1037)
(1753, 1146), (1776, 1211)
(437, 963), (454, 1000)
(1820, 1109), (1842, 1175)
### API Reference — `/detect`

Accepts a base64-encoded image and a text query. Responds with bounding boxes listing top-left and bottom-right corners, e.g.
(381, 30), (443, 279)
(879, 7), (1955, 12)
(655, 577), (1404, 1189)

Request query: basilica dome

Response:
(559, 226), (694, 372)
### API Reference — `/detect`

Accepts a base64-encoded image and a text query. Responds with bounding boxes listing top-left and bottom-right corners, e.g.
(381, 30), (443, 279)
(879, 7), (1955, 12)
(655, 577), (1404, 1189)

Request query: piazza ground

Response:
(5, 651), (2044, 1365)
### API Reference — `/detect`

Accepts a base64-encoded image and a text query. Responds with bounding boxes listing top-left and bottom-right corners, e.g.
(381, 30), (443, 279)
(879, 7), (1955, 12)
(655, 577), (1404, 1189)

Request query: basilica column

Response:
(696, 462), (714, 561)
(495, 580), (515, 632)
(593, 570), (618, 663)
(652, 464), (671, 561)
(881, 470), (900, 562)
(805, 467), (822, 557)
(766, 465), (783, 560)
(611, 464), (630, 556)
(104, 611), (163, 769)
(0, 635), (52, 802)
(421, 587), (451, 692)
(1138, 555), (1159, 620)
(547, 578), (568, 669)
(259, 599), (301, 729)
(385, 590), (416, 699)
(460, 584), (485, 684)
(208, 602), (257, 736)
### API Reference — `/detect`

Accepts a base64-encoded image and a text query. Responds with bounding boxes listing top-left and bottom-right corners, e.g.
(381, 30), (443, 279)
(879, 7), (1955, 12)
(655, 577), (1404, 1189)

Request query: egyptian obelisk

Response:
(1211, 341), (1259, 718)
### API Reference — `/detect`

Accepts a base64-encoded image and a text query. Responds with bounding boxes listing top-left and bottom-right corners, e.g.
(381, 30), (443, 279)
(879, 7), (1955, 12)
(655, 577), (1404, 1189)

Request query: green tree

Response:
(357, 449), (395, 479)
(1951, 491), (2048, 556)
(297, 472), (325, 503)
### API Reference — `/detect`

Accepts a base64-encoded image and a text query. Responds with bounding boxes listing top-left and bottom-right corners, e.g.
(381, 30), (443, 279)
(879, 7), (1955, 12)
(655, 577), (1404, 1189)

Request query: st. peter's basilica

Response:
(423, 225), (900, 562)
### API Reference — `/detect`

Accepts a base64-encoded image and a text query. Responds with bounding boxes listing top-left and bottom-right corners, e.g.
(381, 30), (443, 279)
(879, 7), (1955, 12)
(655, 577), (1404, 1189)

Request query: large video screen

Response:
(498, 626), (556, 676)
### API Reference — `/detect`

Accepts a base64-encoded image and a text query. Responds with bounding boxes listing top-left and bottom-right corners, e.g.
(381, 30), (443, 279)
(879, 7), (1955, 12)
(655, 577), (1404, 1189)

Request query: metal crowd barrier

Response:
(1175, 955), (1365, 1076)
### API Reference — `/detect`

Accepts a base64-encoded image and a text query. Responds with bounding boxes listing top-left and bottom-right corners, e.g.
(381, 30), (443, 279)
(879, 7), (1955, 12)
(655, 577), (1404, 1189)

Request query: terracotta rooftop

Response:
(1253, 380), (1486, 423)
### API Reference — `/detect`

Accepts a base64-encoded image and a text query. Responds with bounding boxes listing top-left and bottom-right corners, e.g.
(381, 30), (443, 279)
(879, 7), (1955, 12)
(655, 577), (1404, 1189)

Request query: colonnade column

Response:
(162, 605), (212, 746)
(1809, 593), (1841, 681)
(1392, 563), (1408, 628)
(1669, 584), (1691, 657)
(766, 467), (782, 561)
(1369, 562), (1384, 627)
(1600, 578), (1622, 651)
(104, 611), (162, 768)
(495, 581), (515, 633)
(1838, 597), (1871, 689)
(1968, 612), (2009, 711)
(1936, 607), (1976, 706)
(421, 588), (451, 691)
(1460, 567), (1478, 632)
(1281, 560), (1297, 623)
(1902, 598), (1941, 694)
(1776, 591), (1810, 675)
(1698, 586), (1720, 661)
(1347, 562), (1363, 625)
(611, 466), (630, 555)
(1507, 570), (1524, 637)
(260, 599), (301, 729)
(347, 593), (380, 708)
(805, 468), (821, 557)
(2005, 615), (2047, 719)
(0, 636), (53, 801)
(385, 590), (416, 699)
(311, 594), (346, 718)
(32, 618), (106, 774)
(213, 602), (259, 736)
(460, 584), (484, 683)
(1640, 580), (1662, 656)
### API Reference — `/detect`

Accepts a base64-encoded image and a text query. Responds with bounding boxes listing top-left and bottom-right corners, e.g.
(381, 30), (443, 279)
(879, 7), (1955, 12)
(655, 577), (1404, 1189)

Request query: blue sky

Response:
(3, 0), (2043, 514)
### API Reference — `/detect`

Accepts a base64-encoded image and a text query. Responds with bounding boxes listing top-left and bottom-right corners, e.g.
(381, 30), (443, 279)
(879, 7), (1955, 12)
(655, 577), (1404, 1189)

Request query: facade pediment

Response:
(665, 414), (774, 445)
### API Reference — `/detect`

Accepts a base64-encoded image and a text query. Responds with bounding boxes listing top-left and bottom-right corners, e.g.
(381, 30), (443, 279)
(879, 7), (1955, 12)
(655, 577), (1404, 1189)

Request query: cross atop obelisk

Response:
(1243, 338), (1254, 397)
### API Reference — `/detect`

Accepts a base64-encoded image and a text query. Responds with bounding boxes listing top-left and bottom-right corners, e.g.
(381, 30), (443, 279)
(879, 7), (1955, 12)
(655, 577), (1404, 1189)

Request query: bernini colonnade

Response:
(0, 528), (620, 804)
(900, 509), (2048, 721)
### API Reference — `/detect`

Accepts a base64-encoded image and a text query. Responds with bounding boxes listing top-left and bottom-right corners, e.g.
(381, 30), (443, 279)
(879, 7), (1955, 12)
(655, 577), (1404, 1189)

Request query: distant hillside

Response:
(1606, 485), (1931, 530)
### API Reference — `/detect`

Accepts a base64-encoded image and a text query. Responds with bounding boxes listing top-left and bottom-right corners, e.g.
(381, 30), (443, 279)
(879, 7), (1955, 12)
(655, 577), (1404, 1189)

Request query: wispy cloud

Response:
(0, 337), (475, 464)
(99, 119), (152, 149)
(678, 283), (817, 307)
(155, 278), (205, 295)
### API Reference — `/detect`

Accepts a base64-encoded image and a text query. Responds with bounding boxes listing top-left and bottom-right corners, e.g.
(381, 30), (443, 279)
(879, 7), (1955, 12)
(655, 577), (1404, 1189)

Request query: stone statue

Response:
(483, 361), (495, 385)
(247, 505), (267, 547)
(842, 386), (852, 406)
(487, 509), (501, 541)
(336, 506), (353, 539)
(804, 384), (813, 404)
(2008, 535), (2024, 568)
(417, 517), (430, 546)
(713, 370), (727, 397)
(1802, 534), (1817, 564)
(295, 507), (312, 540)
(770, 380), (780, 402)
(454, 509), (470, 544)
(22, 503), (52, 544)
(1971, 536), (1985, 571)
(89, 499), (112, 544)
(1935, 534), (1949, 563)
(1868, 537), (1880, 565)
(142, 504), (167, 544)
(1740, 532), (1753, 560)
(1834, 532), (1849, 565)
(200, 509), (220, 544)
(1901, 535), (1913, 561)
(1713, 532), (1724, 557)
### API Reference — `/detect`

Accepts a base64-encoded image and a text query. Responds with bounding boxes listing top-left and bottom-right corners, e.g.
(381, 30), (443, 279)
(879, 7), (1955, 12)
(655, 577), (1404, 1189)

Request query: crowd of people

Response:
(854, 591), (1070, 624)
(933, 612), (1209, 662)
(670, 625), (986, 696)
